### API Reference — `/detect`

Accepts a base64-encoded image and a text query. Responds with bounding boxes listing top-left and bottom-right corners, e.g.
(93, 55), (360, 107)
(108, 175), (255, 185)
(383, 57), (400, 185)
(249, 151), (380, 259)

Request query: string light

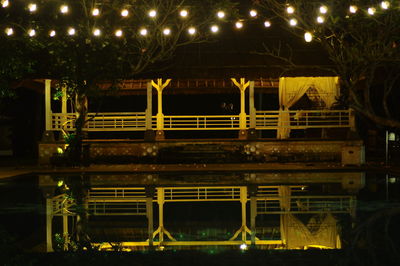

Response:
(349, 5), (357, 13)
(289, 18), (297, 26)
(304, 31), (312, 42)
(28, 3), (37, 12)
(68, 27), (75, 35)
(1, 0), (9, 8)
(163, 28), (171, 35)
(217, 11), (225, 19)
(264, 20), (271, 27)
(121, 9), (129, 17)
(93, 28), (101, 36)
(367, 7), (376, 15)
(28, 29), (36, 37)
(211, 25), (219, 33)
(148, 9), (157, 17)
(188, 27), (196, 35)
(249, 9), (257, 17)
(180, 9), (188, 17)
(115, 29), (123, 37)
(60, 5), (68, 14)
(49, 30), (56, 37)
(286, 6), (295, 14)
(235, 21), (243, 29)
(92, 8), (100, 16)
(139, 28), (148, 36)
(5, 27), (13, 36)
(317, 16), (325, 23)
(381, 1), (390, 9)
(319, 5), (328, 14)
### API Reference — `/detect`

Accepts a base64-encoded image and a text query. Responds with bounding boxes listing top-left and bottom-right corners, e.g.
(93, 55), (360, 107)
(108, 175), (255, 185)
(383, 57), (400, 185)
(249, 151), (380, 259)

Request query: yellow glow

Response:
(180, 9), (188, 17)
(163, 28), (171, 35)
(235, 21), (243, 29)
(304, 32), (312, 42)
(188, 27), (196, 35)
(368, 7), (376, 15)
(57, 147), (64, 154)
(28, 3), (37, 12)
(381, 1), (390, 9)
(349, 5), (357, 13)
(93, 28), (101, 36)
(289, 18), (297, 26)
(68, 27), (75, 35)
(1, 0), (9, 8)
(28, 29), (36, 37)
(211, 25), (219, 33)
(139, 28), (148, 36)
(49, 30), (56, 37)
(121, 9), (129, 17)
(57, 180), (64, 187)
(5, 27), (13, 36)
(249, 9), (257, 17)
(60, 5), (68, 14)
(92, 8), (100, 16)
(286, 6), (295, 14)
(317, 16), (325, 23)
(319, 5), (328, 14)
(264, 20), (271, 27)
(240, 243), (248, 250)
(115, 29), (123, 37)
(148, 9), (157, 17)
(217, 11), (225, 19)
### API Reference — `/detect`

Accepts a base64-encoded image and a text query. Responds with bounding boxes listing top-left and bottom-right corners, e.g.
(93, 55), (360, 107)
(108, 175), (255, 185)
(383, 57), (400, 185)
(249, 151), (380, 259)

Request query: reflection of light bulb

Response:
(317, 16), (325, 23)
(304, 32), (312, 42)
(249, 9), (257, 17)
(368, 7), (376, 15)
(2, 0), (9, 8)
(319, 5), (328, 14)
(115, 29), (123, 37)
(217, 11), (225, 18)
(180, 9), (188, 17)
(121, 9), (129, 17)
(93, 28), (101, 36)
(163, 28), (171, 35)
(286, 6), (295, 14)
(5, 27), (13, 36)
(264, 20), (271, 27)
(148, 9), (157, 17)
(235, 21), (243, 29)
(28, 3), (37, 12)
(49, 30), (56, 37)
(381, 1), (390, 9)
(60, 5), (68, 14)
(140, 28), (148, 36)
(188, 27), (196, 35)
(68, 27), (75, 35)
(289, 18), (297, 26)
(349, 5), (357, 13)
(240, 244), (248, 250)
(92, 8), (100, 16)
(211, 25), (219, 33)
(28, 29), (36, 37)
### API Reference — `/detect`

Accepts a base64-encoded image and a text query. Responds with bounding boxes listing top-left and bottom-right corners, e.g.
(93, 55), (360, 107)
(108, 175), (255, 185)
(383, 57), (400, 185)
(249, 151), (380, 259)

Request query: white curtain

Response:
(277, 77), (339, 139)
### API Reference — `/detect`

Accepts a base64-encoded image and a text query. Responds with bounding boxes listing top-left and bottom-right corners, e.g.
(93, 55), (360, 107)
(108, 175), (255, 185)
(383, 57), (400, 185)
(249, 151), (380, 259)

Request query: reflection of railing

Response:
(50, 109), (351, 132)
(163, 186), (242, 201)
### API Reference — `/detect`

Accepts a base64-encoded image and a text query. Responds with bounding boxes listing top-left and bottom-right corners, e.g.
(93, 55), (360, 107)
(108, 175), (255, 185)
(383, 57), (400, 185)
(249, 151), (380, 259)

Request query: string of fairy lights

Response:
(0, 0), (396, 42)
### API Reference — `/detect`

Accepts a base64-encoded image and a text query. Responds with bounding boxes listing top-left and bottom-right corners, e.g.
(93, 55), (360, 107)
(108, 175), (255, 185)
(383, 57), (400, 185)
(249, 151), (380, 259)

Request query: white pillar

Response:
(45, 79), (52, 131)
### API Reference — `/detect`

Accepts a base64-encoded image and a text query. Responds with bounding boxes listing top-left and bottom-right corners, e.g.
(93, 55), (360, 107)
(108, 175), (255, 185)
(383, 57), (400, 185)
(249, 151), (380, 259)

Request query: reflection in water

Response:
(37, 171), (365, 251)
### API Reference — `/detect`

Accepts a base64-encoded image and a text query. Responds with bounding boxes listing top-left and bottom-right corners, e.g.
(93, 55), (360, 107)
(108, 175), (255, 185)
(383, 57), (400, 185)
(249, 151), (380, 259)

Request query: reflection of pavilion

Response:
(39, 171), (364, 251)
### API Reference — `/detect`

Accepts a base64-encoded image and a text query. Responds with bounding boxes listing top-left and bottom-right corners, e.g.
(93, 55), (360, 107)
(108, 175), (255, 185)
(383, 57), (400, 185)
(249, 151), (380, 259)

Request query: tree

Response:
(256, 0), (400, 129)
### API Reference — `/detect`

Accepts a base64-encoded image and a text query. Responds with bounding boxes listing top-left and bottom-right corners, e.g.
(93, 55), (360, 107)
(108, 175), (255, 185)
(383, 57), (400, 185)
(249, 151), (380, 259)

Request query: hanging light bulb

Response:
(93, 28), (101, 36)
(217, 11), (225, 19)
(235, 21), (243, 29)
(115, 29), (123, 37)
(121, 9), (129, 17)
(5, 27), (13, 36)
(289, 18), (297, 26)
(319, 5), (328, 14)
(381, 1), (390, 9)
(349, 5), (357, 13)
(367, 7), (376, 15)
(286, 6), (295, 14)
(60, 5), (69, 14)
(188, 27), (196, 35)
(1, 0), (9, 8)
(49, 30), (56, 37)
(148, 9), (157, 17)
(68, 27), (75, 35)
(92, 8), (100, 16)
(28, 29), (36, 37)
(28, 3), (37, 12)
(163, 28), (171, 35)
(211, 25), (219, 33)
(139, 28), (148, 36)
(317, 16), (325, 23)
(304, 31), (312, 42)
(249, 9), (257, 17)
(180, 9), (188, 17)
(264, 20), (271, 27)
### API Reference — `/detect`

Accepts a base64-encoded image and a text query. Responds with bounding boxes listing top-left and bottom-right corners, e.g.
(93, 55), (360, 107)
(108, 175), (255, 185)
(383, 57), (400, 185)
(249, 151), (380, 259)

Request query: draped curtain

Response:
(277, 77), (339, 139)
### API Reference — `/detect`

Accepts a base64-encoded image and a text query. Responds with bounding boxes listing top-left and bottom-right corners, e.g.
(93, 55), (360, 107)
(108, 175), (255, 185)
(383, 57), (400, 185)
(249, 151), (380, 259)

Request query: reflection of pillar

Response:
(240, 187), (247, 242)
(63, 209), (69, 250)
(249, 188), (257, 247)
(158, 188), (164, 243)
(151, 79), (171, 140)
(46, 198), (54, 252)
(278, 186), (291, 247)
(232, 78), (250, 139)
(146, 187), (155, 247)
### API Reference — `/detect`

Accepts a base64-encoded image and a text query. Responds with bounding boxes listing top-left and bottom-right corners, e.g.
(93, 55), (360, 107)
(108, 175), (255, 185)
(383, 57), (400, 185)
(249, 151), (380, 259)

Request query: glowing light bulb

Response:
(60, 5), (68, 14)
(92, 8), (99, 16)
(349, 5), (357, 13)
(211, 25), (219, 33)
(286, 6), (295, 14)
(49, 30), (56, 37)
(121, 9), (129, 17)
(235, 21), (243, 29)
(5, 27), (13, 36)
(93, 28), (101, 36)
(240, 244), (247, 250)
(304, 31), (312, 42)
(289, 18), (297, 26)
(264, 20), (271, 27)
(115, 29), (123, 37)
(140, 28), (148, 36)
(188, 27), (196, 35)
(381, 1), (390, 9)
(2, 0), (9, 8)
(217, 11), (225, 19)
(319, 5), (328, 14)
(28, 29), (36, 37)
(163, 28), (171, 35)
(249, 9), (257, 17)
(68, 27), (75, 35)
(317, 16), (325, 23)
(180, 9), (188, 17)
(28, 3), (37, 12)
(148, 9), (157, 17)
(368, 7), (376, 15)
